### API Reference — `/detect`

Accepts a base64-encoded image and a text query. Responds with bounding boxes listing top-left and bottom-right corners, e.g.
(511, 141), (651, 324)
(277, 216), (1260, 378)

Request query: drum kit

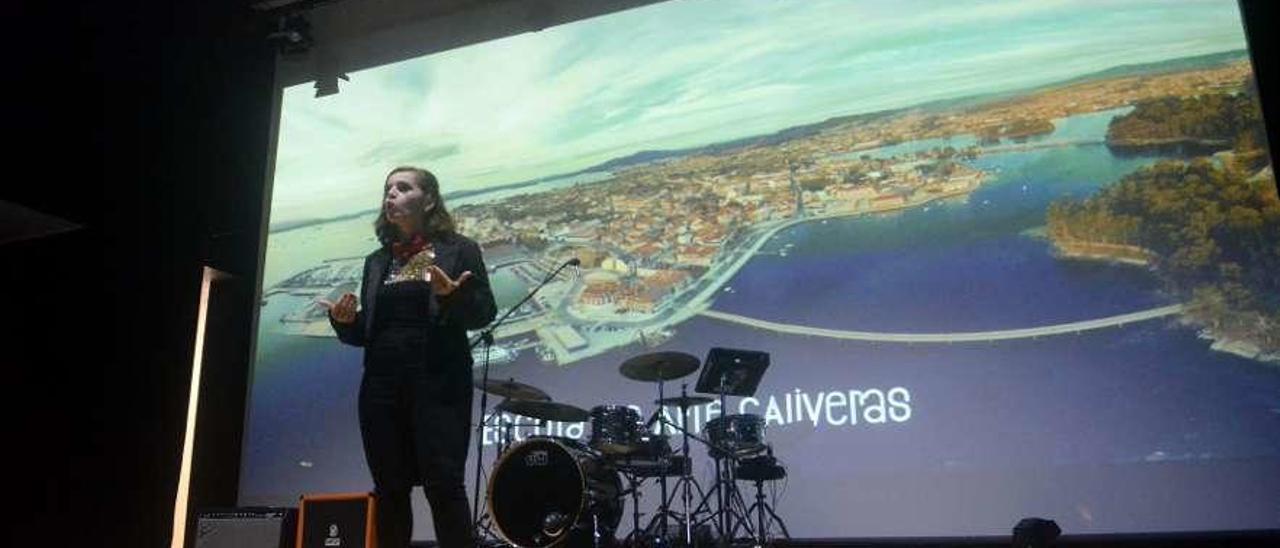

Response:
(474, 349), (790, 547)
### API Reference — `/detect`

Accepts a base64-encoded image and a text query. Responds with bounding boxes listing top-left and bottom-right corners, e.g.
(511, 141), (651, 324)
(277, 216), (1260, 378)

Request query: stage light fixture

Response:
(266, 12), (313, 55)
(1012, 517), (1061, 548)
(314, 72), (349, 98)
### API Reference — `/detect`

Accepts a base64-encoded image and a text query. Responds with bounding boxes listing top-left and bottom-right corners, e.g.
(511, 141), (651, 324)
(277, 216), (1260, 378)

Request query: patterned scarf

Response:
(391, 233), (430, 263)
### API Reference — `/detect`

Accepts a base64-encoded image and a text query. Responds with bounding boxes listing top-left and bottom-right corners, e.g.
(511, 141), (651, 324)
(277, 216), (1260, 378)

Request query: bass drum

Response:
(488, 436), (622, 547)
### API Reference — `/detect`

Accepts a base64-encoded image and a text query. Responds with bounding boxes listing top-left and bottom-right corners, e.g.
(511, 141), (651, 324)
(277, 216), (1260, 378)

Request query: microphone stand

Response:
(471, 258), (579, 534)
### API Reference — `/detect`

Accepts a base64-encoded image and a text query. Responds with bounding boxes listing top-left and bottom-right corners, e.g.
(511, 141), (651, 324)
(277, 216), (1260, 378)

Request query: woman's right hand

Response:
(318, 292), (359, 324)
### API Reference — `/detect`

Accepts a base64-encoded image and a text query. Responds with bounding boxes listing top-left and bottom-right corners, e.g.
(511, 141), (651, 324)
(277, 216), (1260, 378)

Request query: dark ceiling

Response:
(255, 0), (667, 87)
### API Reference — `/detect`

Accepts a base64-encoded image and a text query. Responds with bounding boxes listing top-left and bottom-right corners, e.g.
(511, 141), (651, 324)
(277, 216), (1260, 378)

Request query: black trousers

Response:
(359, 358), (474, 548)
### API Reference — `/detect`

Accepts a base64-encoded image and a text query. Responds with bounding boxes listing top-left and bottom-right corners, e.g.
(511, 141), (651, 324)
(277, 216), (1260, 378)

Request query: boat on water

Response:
(635, 327), (674, 348)
(537, 345), (557, 363)
(472, 344), (518, 365)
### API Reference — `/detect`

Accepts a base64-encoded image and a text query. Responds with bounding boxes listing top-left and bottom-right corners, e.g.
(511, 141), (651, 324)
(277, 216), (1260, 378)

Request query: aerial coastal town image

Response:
(266, 53), (1274, 367)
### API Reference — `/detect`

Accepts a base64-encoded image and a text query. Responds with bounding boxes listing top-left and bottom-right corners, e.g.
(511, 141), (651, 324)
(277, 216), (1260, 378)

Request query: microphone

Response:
(475, 256), (578, 351)
(543, 257), (579, 284)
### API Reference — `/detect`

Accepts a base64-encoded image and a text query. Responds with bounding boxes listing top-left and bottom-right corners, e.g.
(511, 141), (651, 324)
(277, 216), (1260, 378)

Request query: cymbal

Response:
(476, 379), (550, 401)
(496, 399), (590, 422)
(619, 351), (700, 382)
(654, 395), (714, 408)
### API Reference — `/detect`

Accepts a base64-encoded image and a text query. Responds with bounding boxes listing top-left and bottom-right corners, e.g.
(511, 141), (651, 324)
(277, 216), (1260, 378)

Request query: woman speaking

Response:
(320, 166), (496, 548)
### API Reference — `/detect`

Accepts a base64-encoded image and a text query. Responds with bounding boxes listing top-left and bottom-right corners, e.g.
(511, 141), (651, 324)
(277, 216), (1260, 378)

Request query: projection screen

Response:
(242, 0), (1280, 539)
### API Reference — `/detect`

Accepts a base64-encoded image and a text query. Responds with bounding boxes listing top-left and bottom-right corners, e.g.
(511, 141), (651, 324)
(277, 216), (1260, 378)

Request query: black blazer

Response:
(329, 232), (498, 368)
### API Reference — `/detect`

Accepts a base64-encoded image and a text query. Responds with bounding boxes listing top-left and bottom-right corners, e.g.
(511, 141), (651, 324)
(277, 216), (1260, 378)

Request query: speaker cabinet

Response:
(296, 492), (377, 548)
(194, 508), (296, 548)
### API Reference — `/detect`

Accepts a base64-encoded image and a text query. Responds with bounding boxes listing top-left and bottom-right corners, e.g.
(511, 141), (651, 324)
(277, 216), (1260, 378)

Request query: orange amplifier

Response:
(295, 492), (377, 548)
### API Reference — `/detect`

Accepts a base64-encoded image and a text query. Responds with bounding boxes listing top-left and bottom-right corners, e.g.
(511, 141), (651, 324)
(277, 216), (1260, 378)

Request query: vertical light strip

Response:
(171, 266), (217, 548)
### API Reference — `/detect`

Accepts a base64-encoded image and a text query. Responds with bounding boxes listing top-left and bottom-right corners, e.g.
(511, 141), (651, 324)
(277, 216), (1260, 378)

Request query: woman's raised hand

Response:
(427, 265), (473, 297)
(317, 292), (359, 324)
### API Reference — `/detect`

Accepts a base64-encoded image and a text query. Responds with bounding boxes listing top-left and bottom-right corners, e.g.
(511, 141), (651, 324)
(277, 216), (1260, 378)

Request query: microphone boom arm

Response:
(471, 257), (577, 349)
(471, 256), (578, 533)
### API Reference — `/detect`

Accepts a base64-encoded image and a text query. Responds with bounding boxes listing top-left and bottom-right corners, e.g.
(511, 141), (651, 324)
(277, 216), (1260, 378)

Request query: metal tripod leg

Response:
(474, 416), (526, 546)
(742, 478), (790, 545)
(644, 472), (707, 544)
(723, 463), (756, 544)
(621, 472), (647, 546)
(687, 455), (726, 540)
(687, 453), (755, 546)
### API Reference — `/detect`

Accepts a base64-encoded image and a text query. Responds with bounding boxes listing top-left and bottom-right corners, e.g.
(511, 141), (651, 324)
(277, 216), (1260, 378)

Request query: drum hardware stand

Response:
(624, 374), (677, 547)
(618, 471), (649, 546)
(576, 499), (616, 548)
(692, 348), (770, 547)
(645, 403), (750, 546)
(656, 461), (708, 541)
(474, 513), (499, 546)
(655, 375), (671, 542)
(698, 375), (752, 545)
(471, 345), (503, 544)
(619, 351), (698, 547)
(642, 384), (711, 546)
(618, 351), (712, 547)
(713, 372), (735, 544)
(540, 504), (614, 548)
(470, 257), (581, 534)
(738, 449), (790, 546)
(644, 460), (709, 548)
(689, 445), (755, 545)
(740, 482), (780, 546)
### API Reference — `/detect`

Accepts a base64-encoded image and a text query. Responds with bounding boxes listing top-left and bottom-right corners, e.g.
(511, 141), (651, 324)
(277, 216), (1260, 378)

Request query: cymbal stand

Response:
(472, 398), (504, 542)
(689, 375), (756, 546)
(687, 452), (753, 543)
(655, 376), (670, 542)
(618, 471), (646, 546)
(718, 374), (736, 544)
(644, 401), (752, 545)
(643, 383), (707, 546)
